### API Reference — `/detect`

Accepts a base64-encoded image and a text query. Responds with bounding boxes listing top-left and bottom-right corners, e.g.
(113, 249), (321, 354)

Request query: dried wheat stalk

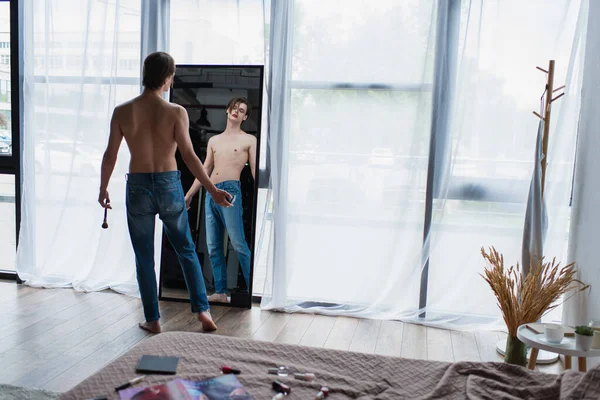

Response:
(480, 246), (589, 336)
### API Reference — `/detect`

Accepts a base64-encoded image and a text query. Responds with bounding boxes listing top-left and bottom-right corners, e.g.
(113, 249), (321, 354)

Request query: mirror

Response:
(159, 65), (263, 308)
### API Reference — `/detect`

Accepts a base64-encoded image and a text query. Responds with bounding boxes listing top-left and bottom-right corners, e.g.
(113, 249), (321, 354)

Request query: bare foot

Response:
(139, 321), (161, 334)
(208, 293), (229, 303)
(198, 311), (218, 332)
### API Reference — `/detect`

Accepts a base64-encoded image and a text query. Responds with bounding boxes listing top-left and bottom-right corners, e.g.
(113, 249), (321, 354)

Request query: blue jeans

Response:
(205, 180), (251, 294)
(126, 171), (209, 322)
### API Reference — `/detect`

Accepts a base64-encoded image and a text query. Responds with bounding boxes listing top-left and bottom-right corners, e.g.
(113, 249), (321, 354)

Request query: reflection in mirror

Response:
(159, 65), (263, 308)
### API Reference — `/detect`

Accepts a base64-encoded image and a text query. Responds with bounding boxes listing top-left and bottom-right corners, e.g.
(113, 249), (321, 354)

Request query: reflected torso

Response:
(209, 132), (253, 184)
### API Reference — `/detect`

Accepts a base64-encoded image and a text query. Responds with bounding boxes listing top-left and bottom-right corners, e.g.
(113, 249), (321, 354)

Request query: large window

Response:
(281, 0), (436, 303)
(263, 0), (582, 321)
(0, 0), (16, 277)
(31, 0), (140, 179)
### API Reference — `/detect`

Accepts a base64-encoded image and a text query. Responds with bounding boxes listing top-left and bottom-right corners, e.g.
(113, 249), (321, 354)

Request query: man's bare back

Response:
(115, 94), (182, 174)
(207, 132), (256, 184)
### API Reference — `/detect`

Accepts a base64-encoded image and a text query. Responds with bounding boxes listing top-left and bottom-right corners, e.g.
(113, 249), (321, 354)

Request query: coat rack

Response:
(532, 60), (565, 197)
(496, 60), (567, 364)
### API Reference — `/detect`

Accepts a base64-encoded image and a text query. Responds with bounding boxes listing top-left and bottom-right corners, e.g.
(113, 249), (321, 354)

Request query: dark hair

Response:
(226, 97), (252, 118)
(142, 52), (176, 90)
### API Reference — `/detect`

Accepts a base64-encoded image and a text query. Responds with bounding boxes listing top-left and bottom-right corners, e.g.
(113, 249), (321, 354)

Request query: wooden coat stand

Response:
(496, 60), (566, 364)
(532, 59), (566, 197)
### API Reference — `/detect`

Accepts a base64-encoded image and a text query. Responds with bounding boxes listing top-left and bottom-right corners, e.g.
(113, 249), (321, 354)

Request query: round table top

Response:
(517, 324), (600, 358)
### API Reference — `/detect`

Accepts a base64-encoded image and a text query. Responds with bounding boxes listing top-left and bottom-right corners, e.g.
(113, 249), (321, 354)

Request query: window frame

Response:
(0, 0), (22, 281)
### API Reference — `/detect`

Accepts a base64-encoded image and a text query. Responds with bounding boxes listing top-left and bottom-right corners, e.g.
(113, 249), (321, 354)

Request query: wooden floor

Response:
(0, 280), (563, 393)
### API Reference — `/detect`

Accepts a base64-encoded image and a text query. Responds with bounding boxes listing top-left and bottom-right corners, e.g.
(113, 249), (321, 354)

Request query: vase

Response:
(575, 333), (593, 351)
(504, 335), (527, 366)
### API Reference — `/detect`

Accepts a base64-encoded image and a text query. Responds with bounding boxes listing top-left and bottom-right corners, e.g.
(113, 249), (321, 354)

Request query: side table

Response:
(517, 324), (600, 372)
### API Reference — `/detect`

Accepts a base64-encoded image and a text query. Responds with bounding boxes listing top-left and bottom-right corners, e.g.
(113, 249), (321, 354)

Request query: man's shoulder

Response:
(207, 133), (220, 142)
(243, 132), (257, 143)
(114, 98), (134, 112)
(157, 102), (187, 120)
(169, 102), (185, 111)
(154, 100), (185, 114)
(112, 100), (133, 121)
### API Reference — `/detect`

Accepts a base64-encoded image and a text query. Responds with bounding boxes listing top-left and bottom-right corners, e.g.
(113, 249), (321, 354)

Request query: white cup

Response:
(544, 324), (564, 344)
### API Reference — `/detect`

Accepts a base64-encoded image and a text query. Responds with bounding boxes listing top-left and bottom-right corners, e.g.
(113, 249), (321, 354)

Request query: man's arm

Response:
(248, 135), (257, 180)
(98, 108), (123, 208)
(175, 107), (232, 207)
(186, 138), (214, 198)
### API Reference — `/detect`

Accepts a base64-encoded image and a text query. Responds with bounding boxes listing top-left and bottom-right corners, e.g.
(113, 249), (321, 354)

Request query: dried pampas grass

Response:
(481, 246), (589, 337)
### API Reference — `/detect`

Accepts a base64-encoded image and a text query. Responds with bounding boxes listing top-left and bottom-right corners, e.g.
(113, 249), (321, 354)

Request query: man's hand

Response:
(211, 189), (233, 208)
(184, 192), (193, 210)
(98, 188), (112, 209)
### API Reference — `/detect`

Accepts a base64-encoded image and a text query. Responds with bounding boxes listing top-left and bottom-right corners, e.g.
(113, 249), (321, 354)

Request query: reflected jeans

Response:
(126, 171), (209, 322)
(205, 180), (251, 294)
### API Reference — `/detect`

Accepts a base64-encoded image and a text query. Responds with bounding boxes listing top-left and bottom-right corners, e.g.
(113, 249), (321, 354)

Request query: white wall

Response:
(563, 0), (600, 367)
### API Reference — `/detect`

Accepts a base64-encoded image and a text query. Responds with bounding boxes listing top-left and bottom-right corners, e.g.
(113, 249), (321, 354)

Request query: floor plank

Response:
(251, 312), (292, 342)
(427, 327), (454, 362)
(349, 319), (381, 354)
(474, 330), (503, 362)
(208, 308), (244, 335)
(374, 320), (404, 357)
(451, 331), (481, 362)
(299, 315), (336, 348)
(273, 313), (315, 345)
(0, 281), (37, 303)
(1, 288), (65, 313)
(537, 361), (564, 375)
(401, 323), (427, 360)
(324, 317), (359, 351)
(222, 307), (272, 338)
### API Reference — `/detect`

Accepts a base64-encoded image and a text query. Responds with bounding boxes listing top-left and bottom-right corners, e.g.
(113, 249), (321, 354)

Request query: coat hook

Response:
(533, 111), (544, 120)
(553, 85), (565, 93)
(551, 92), (565, 103)
(536, 66), (549, 73)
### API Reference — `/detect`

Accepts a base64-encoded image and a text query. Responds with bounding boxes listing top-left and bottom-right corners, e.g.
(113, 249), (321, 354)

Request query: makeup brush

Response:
(102, 208), (108, 229)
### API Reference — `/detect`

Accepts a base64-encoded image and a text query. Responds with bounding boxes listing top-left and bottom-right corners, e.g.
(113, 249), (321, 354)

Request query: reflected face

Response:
(227, 102), (248, 122)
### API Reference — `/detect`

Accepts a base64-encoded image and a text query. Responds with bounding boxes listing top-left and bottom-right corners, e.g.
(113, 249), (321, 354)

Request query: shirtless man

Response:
(97, 51), (232, 333)
(184, 97), (257, 303)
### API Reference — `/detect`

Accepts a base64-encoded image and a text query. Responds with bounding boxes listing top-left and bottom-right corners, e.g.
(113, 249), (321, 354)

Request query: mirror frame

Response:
(158, 64), (264, 309)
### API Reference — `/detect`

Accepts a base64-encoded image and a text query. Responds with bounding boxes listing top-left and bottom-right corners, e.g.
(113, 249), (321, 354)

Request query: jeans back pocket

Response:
(157, 183), (185, 217)
(126, 185), (154, 216)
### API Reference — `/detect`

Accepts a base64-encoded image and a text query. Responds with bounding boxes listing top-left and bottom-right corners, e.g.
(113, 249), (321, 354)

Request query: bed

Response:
(59, 332), (600, 399)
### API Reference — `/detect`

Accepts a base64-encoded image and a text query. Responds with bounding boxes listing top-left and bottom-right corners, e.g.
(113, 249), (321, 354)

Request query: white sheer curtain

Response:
(169, 0), (265, 66)
(424, 0), (587, 326)
(17, 0), (144, 295)
(563, 0), (600, 330)
(260, 0), (588, 329)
